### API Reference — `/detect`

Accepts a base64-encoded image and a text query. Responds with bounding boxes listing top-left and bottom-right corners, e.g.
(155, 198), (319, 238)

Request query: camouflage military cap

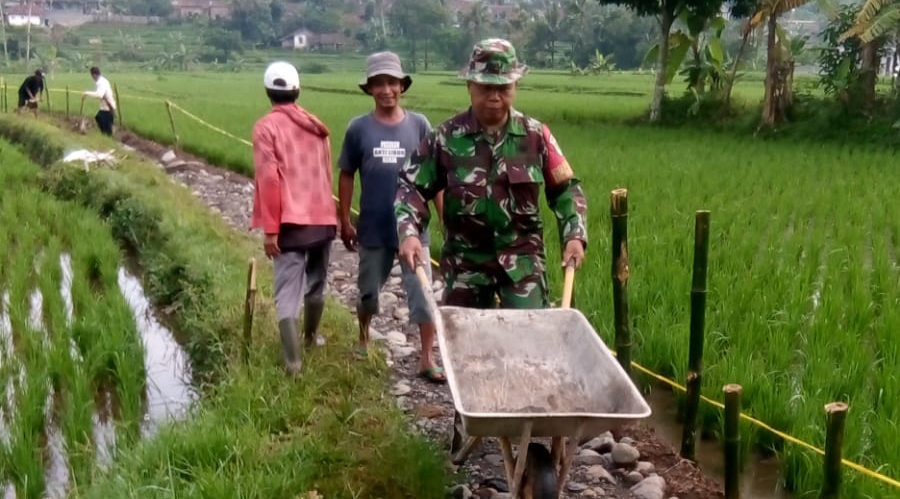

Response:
(458, 38), (529, 85)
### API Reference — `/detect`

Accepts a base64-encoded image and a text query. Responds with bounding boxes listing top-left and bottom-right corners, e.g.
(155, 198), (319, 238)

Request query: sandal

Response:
(418, 366), (447, 384)
(353, 346), (368, 359)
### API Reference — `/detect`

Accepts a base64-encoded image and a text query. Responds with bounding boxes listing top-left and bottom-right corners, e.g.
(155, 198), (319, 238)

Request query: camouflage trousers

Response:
(442, 265), (549, 309)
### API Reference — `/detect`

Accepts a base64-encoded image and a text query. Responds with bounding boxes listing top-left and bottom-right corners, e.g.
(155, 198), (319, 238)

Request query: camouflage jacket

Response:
(395, 106), (588, 283)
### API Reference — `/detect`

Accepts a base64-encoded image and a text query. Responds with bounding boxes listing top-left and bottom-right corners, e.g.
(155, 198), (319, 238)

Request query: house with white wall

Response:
(281, 28), (313, 50)
(5, 4), (48, 27)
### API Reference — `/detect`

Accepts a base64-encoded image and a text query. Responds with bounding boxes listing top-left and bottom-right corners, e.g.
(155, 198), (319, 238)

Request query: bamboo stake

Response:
(610, 188), (631, 376)
(45, 84), (51, 113)
(242, 257), (258, 366)
(819, 402), (849, 499)
(65, 85), (69, 117)
(723, 384), (742, 499)
(681, 210), (711, 461)
(113, 82), (122, 126)
(3, 82), (7, 113)
(165, 100), (180, 148)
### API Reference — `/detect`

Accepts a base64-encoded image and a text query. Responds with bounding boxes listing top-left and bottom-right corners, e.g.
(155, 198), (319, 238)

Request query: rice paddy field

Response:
(0, 139), (196, 498)
(10, 64), (900, 498)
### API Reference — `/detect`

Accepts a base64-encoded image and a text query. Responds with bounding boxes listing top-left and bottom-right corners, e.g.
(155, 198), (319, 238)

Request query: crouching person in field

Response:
(250, 61), (338, 377)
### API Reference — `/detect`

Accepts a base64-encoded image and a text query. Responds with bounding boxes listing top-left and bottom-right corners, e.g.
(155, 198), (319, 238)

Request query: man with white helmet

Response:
(250, 61), (338, 377)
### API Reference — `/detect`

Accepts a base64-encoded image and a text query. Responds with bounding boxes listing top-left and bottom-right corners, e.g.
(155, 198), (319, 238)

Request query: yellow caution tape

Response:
(165, 99), (443, 270)
(49, 86), (163, 102)
(167, 101), (252, 147)
(610, 350), (900, 489)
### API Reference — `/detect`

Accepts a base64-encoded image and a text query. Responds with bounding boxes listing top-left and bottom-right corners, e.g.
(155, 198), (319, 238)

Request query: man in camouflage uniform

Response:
(394, 38), (588, 309)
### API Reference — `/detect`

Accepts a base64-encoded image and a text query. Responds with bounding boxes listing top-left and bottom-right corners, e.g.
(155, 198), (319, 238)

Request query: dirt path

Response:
(61, 117), (725, 499)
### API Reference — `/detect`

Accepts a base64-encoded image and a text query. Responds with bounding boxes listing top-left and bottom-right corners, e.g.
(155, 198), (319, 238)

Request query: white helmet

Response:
(263, 61), (300, 91)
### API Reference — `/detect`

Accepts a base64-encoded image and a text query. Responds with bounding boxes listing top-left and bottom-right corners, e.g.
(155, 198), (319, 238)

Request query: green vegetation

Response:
(0, 136), (146, 497)
(0, 116), (452, 498)
(14, 68), (900, 498)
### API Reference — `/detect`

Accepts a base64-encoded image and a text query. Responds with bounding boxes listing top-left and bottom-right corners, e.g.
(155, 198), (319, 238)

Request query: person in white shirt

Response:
(81, 66), (116, 136)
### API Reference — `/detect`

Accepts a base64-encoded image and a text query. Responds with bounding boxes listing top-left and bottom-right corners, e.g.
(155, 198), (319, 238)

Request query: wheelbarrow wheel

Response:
(522, 442), (558, 499)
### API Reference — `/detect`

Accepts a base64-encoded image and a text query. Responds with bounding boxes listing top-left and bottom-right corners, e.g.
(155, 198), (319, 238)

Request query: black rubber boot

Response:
(278, 318), (302, 376)
(303, 301), (326, 348)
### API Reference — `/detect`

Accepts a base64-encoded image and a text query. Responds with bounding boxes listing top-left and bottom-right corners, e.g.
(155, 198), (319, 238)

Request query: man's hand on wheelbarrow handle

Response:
(398, 235), (424, 271)
(562, 239), (585, 269)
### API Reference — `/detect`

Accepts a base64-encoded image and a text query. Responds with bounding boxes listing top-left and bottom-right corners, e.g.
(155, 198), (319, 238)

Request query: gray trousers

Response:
(357, 246), (434, 324)
(273, 245), (330, 321)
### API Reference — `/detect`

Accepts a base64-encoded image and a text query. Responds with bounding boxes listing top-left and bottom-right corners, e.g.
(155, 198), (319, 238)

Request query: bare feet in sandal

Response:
(418, 365), (447, 384)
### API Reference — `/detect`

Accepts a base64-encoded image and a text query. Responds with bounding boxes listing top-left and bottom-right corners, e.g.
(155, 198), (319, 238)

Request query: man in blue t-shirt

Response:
(338, 51), (446, 383)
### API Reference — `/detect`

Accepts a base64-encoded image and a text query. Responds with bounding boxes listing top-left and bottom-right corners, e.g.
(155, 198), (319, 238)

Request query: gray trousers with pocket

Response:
(273, 245), (331, 321)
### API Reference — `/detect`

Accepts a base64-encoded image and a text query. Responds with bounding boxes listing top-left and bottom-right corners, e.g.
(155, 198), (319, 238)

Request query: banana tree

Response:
(642, 11), (728, 95)
(841, 0), (900, 42)
(742, 0), (835, 125)
(838, 0), (895, 107)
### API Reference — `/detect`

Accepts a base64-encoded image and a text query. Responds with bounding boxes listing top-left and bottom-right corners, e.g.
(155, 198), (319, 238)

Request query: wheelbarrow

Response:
(414, 263), (652, 498)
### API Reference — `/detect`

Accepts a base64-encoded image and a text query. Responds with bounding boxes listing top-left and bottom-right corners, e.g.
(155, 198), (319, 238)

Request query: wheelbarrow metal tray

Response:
(436, 306), (651, 438)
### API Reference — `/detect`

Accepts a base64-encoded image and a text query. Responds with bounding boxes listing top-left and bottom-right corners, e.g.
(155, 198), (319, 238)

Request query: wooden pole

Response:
(165, 100), (180, 149)
(113, 82), (122, 126)
(610, 188), (631, 376)
(723, 384), (742, 499)
(45, 84), (51, 113)
(242, 257), (258, 365)
(819, 402), (849, 499)
(24, 1), (31, 72)
(66, 85), (70, 117)
(681, 210), (711, 461)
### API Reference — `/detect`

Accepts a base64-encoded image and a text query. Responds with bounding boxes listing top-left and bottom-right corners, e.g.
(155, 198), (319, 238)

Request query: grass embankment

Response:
(0, 137), (146, 498)
(0, 115), (451, 498)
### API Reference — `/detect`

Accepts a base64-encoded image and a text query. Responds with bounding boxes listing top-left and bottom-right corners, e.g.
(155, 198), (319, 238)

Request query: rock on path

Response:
(107, 132), (724, 499)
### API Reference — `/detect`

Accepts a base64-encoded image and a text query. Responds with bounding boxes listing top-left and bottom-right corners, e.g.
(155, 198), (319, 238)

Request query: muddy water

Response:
(644, 389), (793, 499)
(0, 255), (198, 497)
(117, 266), (198, 437)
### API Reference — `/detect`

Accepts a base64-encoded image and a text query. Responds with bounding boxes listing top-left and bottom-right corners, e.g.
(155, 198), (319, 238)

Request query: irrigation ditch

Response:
(0, 122), (201, 498)
(0, 255), (196, 499)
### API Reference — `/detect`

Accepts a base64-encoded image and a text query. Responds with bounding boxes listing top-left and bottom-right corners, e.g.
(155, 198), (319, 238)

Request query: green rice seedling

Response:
(0, 140), (171, 497)
(37, 238), (93, 492)
(66, 218), (146, 451)
(5, 257), (49, 499)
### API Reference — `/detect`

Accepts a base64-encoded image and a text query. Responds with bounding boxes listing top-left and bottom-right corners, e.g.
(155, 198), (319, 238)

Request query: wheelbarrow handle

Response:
(561, 263), (576, 309)
(414, 263), (430, 293)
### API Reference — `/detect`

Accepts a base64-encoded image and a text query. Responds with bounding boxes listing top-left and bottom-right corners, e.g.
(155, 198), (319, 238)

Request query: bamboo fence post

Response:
(3, 82), (7, 113)
(723, 384), (742, 499)
(165, 100), (180, 149)
(113, 82), (122, 126)
(66, 85), (69, 117)
(610, 188), (631, 376)
(242, 258), (258, 365)
(681, 210), (711, 461)
(45, 85), (51, 113)
(819, 402), (849, 499)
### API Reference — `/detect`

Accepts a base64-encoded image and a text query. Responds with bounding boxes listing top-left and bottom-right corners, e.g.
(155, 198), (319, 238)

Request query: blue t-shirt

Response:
(338, 111), (432, 250)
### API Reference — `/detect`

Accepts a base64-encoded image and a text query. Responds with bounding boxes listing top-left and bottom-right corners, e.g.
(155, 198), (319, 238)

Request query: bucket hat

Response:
(458, 38), (529, 85)
(358, 51), (412, 94)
